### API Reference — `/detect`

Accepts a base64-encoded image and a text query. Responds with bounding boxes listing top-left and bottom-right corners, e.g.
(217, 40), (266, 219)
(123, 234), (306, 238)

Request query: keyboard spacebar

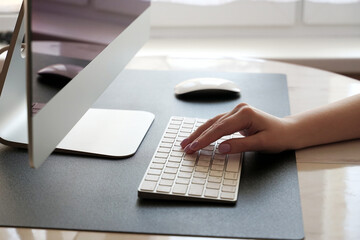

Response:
(226, 154), (241, 172)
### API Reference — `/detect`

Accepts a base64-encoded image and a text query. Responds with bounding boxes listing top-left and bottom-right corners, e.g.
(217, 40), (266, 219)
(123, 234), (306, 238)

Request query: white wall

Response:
(150, 0), (360, 38)
(147, 0), (360, 74)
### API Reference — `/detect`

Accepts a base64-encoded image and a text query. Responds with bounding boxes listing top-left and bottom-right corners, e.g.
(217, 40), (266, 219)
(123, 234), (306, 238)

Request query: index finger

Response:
(180, 113), (225, 149)
(188, 114), (242, 152)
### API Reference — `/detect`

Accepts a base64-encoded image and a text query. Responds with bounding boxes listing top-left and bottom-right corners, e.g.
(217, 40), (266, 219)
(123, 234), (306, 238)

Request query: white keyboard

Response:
(138, 116), (243, 203)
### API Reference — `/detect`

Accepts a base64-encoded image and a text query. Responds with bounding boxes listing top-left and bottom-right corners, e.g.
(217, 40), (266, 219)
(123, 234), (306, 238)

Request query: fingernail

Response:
(218, 143), (231, 154)
(189, 141), (199, 151)
(181, 138), (190, 148)
(184, 144), (191, 153)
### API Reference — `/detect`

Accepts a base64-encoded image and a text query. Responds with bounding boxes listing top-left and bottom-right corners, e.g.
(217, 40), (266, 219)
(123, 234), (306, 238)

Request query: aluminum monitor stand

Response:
(0, 5), (154, 167)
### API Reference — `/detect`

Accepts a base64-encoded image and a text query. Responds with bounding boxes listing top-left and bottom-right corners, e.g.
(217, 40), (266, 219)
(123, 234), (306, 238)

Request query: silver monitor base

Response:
(0, 107), (154, 158)
(56, 108), (154, 158)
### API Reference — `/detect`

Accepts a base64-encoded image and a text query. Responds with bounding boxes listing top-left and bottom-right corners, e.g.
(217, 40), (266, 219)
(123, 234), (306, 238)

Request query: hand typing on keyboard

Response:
(144, 95), (360, 202)
(181, 103), (293, 154)
(138, 116), (243, 203)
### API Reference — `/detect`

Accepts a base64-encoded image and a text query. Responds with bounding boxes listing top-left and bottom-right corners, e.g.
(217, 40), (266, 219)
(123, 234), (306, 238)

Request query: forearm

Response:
(286, 94), (360, 149)
(182, 95), (360, 154)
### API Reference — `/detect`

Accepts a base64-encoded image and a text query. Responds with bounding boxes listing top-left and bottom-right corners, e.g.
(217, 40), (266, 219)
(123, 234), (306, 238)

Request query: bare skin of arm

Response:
(181, 94), (360, 154)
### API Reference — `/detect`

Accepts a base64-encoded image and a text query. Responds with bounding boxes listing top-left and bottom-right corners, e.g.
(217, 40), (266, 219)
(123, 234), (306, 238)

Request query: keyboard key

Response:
(211, 164), (224, 171)
(178, 172), (192, 178)
(195, 166), (209, 173)
(162, 173), (176, 180)
(205, 188), (219, 198)
(184, 154), (197, 161)
(208, 176), (222, 183)
(188, 184), (204, 196)
(176, 177), (190, 185)
(171, 152), (183, 157)
(162, 138), (174, 143)
(168, 156), (182, 163)
(178, 132), (190, 137)
(166, 162), (180, 168)
(198, 155), (211, 161)
(197, 160), (210, 167)
(220, 192), (235, 200)
(172, 146), (183, 152)
(147, 169), (161, 175)
(155, 152), (168, 159)
(209, 170), (223, 177)
(176, 135), (186, 140)
(225, 172), (238, 180)
(145, 175), (159, 182)
(140, 181), (157, 191)
(166, 129), (178, 134)
(164, 133), (177, 139)
(193, 172), (207, 178)
(182, 160), (195, 167)
(150, 163), (164, 170)
(222, 185), (236, 193)
(192, 177), (206, 185)
(159, 179), (174, 186)
(199, 151), (213, 157)
(172, 184), (188, 195)
(180, 128), (192, 133)
(206, 182), (221, 190)
(213, 154), (226, 161)
(164, 167), (177, 174)
(182, 123), (194, 129)
(158, 147), (171, 153)
(160, 142), (173, 148)
(223, 179), (237, 186)
(183, 118), (195, 124)
(152, 158), (166, 164)
(213, 159), (225, 165)
(180, 166), (194, 173)
(157, 185), (171, 193)
(171, 120), (182, 125)
(202, 145), (215, 151)
(226, 154), (241, 172)
(168, 124), (180, 130)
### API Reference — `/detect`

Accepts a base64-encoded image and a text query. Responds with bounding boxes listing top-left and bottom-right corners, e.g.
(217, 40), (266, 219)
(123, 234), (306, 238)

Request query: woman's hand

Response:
(181, 103), (293, 154)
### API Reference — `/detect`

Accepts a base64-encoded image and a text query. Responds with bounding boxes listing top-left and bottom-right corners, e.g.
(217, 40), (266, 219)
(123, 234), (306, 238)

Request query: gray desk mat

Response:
(0, 70), (304, 240)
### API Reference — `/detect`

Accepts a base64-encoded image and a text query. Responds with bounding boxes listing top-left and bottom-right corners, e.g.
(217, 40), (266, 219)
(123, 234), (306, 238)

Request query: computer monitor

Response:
(0, 0), (154, 168)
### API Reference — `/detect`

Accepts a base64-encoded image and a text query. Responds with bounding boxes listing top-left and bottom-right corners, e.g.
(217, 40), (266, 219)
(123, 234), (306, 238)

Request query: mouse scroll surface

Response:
(174, 77), (240, 100)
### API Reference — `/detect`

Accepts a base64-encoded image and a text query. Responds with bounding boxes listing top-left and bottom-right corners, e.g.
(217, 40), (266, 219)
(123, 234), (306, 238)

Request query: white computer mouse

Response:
(174, 77), (240, 97)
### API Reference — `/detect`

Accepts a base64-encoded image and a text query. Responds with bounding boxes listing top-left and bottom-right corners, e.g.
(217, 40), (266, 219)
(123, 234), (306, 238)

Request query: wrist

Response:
(281, 116), (305, 150)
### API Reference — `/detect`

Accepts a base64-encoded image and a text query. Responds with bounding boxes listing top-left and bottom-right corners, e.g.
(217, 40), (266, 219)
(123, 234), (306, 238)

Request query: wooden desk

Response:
(1, 56), (359, 240)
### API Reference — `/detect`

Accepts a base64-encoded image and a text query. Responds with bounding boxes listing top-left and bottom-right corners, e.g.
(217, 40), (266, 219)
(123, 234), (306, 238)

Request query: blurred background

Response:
(1, 0), (360, 79)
